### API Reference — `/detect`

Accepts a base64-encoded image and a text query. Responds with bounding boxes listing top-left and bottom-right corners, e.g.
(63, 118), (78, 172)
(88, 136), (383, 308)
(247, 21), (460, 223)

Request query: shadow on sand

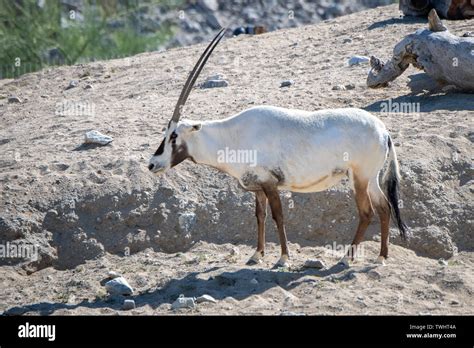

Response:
(72, 143), (111, 151)
(367, 16), (426, 30)
(2, 262), (380, 315)
(365, 74), (474, 113)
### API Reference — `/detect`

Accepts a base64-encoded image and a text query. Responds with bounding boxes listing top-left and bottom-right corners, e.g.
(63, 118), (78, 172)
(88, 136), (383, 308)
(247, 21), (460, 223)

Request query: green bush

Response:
(0, 0), (176, 78)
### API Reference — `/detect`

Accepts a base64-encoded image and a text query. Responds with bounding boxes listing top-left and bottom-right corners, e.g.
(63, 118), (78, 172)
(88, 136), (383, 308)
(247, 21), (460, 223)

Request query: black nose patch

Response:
(148, 163), (154, 171)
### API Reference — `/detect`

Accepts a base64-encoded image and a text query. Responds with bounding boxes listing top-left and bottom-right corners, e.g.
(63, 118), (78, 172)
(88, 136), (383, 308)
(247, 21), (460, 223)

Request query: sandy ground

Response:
(1, 242), (473, 315)
(0, 4), (473, 315)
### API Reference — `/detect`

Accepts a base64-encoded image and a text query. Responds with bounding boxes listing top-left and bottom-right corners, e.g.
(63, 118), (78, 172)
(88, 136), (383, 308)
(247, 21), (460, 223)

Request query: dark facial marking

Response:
(154, 138), (166, 156)
(170, 142), (190, 167)
(154, 130), (178, 156)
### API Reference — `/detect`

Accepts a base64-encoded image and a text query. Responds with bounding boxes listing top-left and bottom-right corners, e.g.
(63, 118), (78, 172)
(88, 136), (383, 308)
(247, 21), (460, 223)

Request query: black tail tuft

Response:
(386, 173), (408, 240)
(385, 136), (408, 240)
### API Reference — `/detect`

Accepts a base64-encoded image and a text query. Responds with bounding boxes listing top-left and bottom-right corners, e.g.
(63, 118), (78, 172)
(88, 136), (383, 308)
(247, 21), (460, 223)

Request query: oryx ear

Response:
(191, 123), (202, 131)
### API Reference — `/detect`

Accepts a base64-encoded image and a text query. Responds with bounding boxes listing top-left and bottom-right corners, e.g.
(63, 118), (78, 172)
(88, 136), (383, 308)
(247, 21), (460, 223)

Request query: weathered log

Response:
(367, 9), (474, 92)
(399, 0), (474, 19)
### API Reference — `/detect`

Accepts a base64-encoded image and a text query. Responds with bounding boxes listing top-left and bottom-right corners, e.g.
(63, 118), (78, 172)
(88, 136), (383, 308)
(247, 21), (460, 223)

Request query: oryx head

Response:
(148, 28), (226, 174)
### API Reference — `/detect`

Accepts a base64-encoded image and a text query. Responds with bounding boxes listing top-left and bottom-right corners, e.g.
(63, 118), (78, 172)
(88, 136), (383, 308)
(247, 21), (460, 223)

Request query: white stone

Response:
(104, 276), (133, 296)
(123, 299), (136, 310)
(196, 294), (217, 303)
(205, 73), (226, 81)
(172, 294), (196, 310)
(200, 79), (229, 89)
(108, 271), (121, 279)
(348, 55), (370, 66)
(438, 259), (448, 266)
(66, 80), (78, 90)
(304, 259), (326, 269)
(200, 73), (228, 89)
(8, 96), (21, 103)
(84, 130), (113, 145)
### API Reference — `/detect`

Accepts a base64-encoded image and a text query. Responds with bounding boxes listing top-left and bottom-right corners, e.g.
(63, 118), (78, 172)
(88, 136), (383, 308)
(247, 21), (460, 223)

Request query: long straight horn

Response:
(170, 28), (226, 124)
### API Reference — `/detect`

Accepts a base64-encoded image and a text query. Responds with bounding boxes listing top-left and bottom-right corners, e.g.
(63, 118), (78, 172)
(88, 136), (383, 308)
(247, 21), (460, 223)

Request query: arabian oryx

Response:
(148, 28), (408, 268)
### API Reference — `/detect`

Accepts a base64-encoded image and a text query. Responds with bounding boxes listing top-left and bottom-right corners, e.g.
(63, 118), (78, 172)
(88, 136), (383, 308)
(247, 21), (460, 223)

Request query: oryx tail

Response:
(383, 136), (408, 240)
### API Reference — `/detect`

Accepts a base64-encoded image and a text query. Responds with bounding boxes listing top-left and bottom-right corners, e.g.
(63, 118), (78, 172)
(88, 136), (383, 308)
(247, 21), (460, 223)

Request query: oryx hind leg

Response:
(368, 175), (391, 265)
(340, 171), (374, 266)
(262, 185), (290, 268)
(247, 190), (267, 265)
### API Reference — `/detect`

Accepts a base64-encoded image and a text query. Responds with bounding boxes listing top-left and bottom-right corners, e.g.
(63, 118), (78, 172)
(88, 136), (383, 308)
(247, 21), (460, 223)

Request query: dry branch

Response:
(367, 9), (474, 92)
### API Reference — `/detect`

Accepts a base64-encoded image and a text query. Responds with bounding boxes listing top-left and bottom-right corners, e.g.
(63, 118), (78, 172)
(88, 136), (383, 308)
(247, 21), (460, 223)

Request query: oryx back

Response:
(209, 106), (389, 192)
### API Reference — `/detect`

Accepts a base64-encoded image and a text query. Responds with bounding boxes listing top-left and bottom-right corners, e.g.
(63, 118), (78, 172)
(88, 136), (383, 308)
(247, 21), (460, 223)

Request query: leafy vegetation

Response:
(0, 0), (177, 78)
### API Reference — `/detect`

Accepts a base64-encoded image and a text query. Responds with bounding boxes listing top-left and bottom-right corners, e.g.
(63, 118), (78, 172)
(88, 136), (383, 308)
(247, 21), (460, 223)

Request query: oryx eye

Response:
(170, 132), (177, 143)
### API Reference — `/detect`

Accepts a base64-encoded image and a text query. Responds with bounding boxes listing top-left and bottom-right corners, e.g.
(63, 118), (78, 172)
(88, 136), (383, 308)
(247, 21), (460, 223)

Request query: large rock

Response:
(406, 226), (457, 259)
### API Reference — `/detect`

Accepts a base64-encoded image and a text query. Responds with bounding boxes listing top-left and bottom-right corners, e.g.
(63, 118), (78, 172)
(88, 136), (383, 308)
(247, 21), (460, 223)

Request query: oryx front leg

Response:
(263, 186), (290, 268)
(247, 190), (267, 265)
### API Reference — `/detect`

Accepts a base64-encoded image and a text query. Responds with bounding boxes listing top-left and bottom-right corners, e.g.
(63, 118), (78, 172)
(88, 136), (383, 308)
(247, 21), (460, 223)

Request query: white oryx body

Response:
(148, 28), (407, 268)
(182, 106), (389, 194)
